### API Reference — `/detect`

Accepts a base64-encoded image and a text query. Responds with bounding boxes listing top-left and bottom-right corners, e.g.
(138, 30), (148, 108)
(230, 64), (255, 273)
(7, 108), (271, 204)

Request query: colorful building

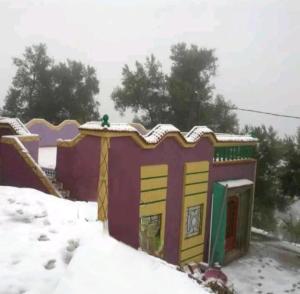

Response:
(0, 118), (257, 266)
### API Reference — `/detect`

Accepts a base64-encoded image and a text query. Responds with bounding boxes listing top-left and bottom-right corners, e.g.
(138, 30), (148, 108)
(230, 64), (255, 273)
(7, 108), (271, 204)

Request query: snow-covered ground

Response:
(38, 147), (57, 169)
(287, 198), (300, 220)
(224, 241), (300, 293)
(0, 186), (209, 294)
(54, 232), (206, 294)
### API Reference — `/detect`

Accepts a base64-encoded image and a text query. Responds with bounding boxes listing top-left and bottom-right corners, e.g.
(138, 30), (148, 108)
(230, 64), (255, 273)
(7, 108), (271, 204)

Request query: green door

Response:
(209, 183), (227, 265)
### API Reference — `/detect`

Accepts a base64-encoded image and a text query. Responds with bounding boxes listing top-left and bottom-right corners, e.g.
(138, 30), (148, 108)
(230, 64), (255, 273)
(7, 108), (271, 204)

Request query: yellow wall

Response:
(139, 164), (168, 256)
(179, 161), (209, 265)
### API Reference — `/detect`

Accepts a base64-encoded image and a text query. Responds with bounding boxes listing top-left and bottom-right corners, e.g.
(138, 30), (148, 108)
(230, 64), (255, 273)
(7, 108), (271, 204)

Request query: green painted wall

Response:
(210, 183), (227, 265)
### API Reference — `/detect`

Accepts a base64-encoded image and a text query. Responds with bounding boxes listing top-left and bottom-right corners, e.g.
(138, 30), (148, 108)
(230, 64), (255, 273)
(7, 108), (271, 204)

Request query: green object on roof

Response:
(101, 114), (110, 127)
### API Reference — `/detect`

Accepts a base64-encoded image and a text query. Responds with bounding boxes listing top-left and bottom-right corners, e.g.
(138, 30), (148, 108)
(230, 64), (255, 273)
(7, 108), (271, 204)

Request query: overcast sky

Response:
(0, 0), (299, 135)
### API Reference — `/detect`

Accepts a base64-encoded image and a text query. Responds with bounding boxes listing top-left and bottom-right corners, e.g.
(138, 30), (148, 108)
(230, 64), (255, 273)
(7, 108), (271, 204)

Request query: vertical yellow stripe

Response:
(97, 137), (110, 221)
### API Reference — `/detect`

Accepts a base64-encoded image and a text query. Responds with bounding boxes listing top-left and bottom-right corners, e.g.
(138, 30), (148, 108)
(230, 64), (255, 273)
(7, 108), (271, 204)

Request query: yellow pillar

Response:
(97, 136), (110, 221)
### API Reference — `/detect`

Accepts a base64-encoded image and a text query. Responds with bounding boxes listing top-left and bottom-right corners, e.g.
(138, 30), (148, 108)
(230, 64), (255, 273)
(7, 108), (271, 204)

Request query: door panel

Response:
(225, 196), (239, 252)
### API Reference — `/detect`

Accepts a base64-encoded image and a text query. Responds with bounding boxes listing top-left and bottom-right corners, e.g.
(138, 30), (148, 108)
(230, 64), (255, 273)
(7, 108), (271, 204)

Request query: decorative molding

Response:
(1, 136), (61, 197)
(57, 134), (85, 147)
(16, 135), (40, 142)
(80, 129), (257, 150)
(26, 118), (80, 130)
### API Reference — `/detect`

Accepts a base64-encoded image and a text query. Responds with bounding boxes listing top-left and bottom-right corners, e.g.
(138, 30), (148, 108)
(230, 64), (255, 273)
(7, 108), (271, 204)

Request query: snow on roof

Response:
(0, 117), (31, 135)
(143, 124), (179, 143)
(185, 126), (214, 143)
(215, 133), (257, 142)
(81, 121), (138, 132)
(218, 179), (254, 188)
(80, 122), (257, 144)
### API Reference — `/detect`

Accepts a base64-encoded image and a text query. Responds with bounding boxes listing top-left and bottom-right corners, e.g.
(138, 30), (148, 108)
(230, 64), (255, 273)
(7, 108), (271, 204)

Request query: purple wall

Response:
(28, 122), (79, 147)
(56, 136), (101, 201)
(0, 142), (48, 193)
(108, 136), (214, 265)
(22, 140), (39, 162)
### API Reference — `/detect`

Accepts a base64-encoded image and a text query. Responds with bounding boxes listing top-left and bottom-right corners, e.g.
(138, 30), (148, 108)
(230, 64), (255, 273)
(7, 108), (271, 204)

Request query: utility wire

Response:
(230, 107), (300, 120)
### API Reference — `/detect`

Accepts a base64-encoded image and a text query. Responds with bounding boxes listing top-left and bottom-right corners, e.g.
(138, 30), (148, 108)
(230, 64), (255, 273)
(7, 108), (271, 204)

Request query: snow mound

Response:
(54, 234), (207, 294)
(0, 186), (98, 294)
(0, 186), (209, 294)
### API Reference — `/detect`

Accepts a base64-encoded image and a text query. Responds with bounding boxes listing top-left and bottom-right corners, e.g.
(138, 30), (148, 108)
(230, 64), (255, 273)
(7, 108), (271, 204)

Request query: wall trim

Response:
(26, 118), (80, 130)
(80, 129), (257, 150)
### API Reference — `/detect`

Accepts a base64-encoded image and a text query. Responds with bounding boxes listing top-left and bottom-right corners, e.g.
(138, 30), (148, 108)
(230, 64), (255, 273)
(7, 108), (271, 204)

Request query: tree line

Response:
(2, 44), (100, 124)
(1, 43), (299, 239)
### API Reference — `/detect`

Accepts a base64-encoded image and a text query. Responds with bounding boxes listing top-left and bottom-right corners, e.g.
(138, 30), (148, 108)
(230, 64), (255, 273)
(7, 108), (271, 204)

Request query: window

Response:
(186, 205), (203, 238)
(141, 214), (161, 228)
(140, 214), (162, 255)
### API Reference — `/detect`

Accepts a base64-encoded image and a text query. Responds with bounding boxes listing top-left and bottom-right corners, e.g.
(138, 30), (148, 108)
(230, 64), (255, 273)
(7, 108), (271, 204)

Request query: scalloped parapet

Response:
(79, 122), (257, 145)
(26, 118), (80, 130)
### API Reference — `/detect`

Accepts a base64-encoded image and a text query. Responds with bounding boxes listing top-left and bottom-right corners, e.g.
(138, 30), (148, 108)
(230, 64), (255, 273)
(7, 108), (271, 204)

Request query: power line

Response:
(230, 107), (300, 120)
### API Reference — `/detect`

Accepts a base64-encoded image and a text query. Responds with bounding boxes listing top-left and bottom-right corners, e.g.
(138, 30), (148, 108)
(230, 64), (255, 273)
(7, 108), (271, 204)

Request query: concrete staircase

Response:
(42, 167), (70, 199)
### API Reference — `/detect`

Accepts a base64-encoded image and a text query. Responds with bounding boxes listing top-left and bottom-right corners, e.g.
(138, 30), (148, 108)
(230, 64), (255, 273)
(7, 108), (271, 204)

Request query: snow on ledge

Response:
(0, 117), (31, 135)
(81, 122), (138, 132)
(218, 179), (254, 188)
(80, 122), (257, 144)
(215, 133), (257, 142)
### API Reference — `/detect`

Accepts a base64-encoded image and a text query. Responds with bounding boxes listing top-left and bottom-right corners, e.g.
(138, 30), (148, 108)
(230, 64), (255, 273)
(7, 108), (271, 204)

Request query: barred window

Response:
(186, 205), (203, 238)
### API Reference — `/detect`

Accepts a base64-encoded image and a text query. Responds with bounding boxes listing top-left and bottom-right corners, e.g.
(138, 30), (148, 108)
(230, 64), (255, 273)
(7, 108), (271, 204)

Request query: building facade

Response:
(0, 118), (257, 266)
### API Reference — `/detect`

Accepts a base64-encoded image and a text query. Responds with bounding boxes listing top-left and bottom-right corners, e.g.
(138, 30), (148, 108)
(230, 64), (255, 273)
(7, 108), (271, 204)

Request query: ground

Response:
(0, 186), (209, 294)
(1, 186), (299, 294)
(224, 239), (300, 293)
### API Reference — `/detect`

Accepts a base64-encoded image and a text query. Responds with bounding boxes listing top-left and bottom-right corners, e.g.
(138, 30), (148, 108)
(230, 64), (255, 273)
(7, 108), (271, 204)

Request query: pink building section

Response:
(56, 136), (101, 201)
(55, 122), (257, 265)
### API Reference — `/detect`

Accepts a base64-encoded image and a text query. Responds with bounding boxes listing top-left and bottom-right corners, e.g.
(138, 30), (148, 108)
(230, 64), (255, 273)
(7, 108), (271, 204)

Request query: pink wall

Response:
(28, 122), (79, 147)
(56, 136), (101, 201)
(108, 136), (256, 265)
(108, 136), (214, 265)
(0, 142), (48, 193)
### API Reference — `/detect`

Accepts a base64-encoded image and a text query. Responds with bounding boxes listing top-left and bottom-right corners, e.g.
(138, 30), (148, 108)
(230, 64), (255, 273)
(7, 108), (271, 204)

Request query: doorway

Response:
(225, 195), (239, 252)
